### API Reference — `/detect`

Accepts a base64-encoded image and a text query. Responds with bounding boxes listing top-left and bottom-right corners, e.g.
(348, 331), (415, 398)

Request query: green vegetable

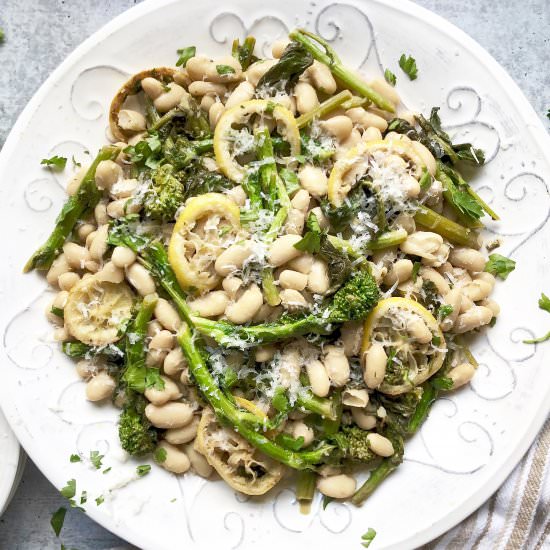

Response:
(484, 253), (516, 280)
(25, 146), (120, 271)
(289, 29), (395, 112)
(399, 53), (418, 80)
(0, 29), (4, 42)
(118, 392), (160, 456)
(124, 134), (162, 169)
(216, 64), (236, 75)
(192, 271), (380, 347)
(143, 164), (185, 221)
(295, 90), (352, 129)
(41, 155), (67, 169)
(50, 507), (67, 537)
(332, 425), (376, 463)
(69, 454), (81, 463)
(136, 465), (151, 477)
(411, 261), (421, 282)
(231, 36), (258, 70)
(523, 331), (550, 344)
(384, 68), (396, 85)
(294, 212), (322, 253)
(539, 293), (550, 313)
(256, 41), (313, 93)
(296, 470), (316, 501)
(361, 528), (377, 548)
(179, 158), (232, 201)
(90, 450), (104, 470)
(60, 479), (76, 500)
(95, 495), (105, 506)
(321, 184), (366, 233)
(176, 46), (196, 67)
(61, 341), (124, 362)
(154, 447), (167, 463)
(438, 304), (454, 320)
(51, 306), (64, 319)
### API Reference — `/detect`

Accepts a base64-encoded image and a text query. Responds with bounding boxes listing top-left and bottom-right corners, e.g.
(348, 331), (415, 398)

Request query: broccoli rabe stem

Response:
(24, 146), (120, 272)
(407, 382), (436, 434)
(289, 29), (395, 113)
(414, 205), (479, 248)
(296, 389), (337, 420)
(351, 458), (397, 505)
(296, 470), (316, 501)
(295, 90), (353, 129)
(232, 36), (257, 70)
(327, 229), (407, 261)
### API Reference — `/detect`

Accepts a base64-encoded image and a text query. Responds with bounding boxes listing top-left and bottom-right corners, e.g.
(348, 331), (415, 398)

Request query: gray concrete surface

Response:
(0, 1), (548, 549)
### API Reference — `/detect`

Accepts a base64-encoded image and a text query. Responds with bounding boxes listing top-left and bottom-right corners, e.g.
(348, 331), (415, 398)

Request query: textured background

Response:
(0, 1), (548, 549)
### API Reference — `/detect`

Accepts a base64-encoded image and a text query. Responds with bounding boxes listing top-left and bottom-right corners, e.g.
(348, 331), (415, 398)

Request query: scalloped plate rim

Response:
(0, 0), (549, 548)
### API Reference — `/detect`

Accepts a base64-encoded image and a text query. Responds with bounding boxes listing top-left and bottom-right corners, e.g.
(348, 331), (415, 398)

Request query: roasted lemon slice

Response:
(361, 297), (446, 395)
(214, 99), (301, 183)
(64, 276), (134, 346)
(168, 192), (241, 292)
(327, 139), (426, 207)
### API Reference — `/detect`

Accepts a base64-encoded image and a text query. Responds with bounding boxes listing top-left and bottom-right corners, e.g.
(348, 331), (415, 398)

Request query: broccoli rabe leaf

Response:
(399, 53), (418, 80)
(321, 184), (365, 233)
(256, 42), (313, 93)
(294, 212), (322, 253)
(231, 36), (258, 70)
(50, 507), (67, 537)
(484, 253), (515, 280)
(318, 235), (353, 291)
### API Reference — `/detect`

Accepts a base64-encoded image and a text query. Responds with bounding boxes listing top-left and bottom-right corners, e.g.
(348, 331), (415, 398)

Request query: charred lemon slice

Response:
(64, 276), (134, 346)
(168, 192), (241, 293)
(327, 139), (426, 207)
(214, 99), (300, 183)
(361, 297), (446, 395)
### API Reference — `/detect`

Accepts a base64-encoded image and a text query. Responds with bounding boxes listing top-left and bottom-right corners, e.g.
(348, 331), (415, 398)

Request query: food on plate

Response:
(27, 29), (514, 504)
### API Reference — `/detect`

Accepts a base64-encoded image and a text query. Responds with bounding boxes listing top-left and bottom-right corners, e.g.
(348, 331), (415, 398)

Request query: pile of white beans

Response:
(42, 38), (498, 496)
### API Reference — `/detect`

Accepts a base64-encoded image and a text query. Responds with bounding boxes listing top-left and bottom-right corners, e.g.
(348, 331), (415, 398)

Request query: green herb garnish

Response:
(50, 507), (67, 537)
(484, 253), (516, 280)
(399, 53), (418, 80)
(384, 68), (396, 86)
(176, 46), (196, 67)
(41, 156), (67, 170)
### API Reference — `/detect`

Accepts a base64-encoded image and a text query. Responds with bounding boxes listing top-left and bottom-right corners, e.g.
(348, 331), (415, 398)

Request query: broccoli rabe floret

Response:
(329, 272), (380, 323)
(143, 164), (185, 221)
(332, 425), (377, 463)
(118, 392), (159, 456)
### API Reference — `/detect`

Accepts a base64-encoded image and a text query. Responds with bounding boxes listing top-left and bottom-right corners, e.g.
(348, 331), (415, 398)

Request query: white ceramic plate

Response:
(0, 409), (24, 517)
(1, 0), (549, 548)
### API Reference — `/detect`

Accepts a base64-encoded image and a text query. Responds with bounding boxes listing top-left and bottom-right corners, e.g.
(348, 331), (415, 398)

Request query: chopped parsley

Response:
(154, 447), (167, 463)
(41, 155), (67, 170)
(176, 46), (196, 67)
(50, 507), (67, 537)
(216, 64), (236, 75)
(538, 293), (550, 313)
(361, 528), (377, 548)
(60, 479), (76, 500)
(136, 465), (152, 477)
(384, 68), (396, 86)
(69, 454), (81, 463)
(95, 495), (105, 506)
(484, 253), (516, 280)
(399, 53), (418, 80)
(102, 467), (111, 475)
(438, 304), (454, 320)
(80, 491), (87, 505)
(90, 450), (104, 469)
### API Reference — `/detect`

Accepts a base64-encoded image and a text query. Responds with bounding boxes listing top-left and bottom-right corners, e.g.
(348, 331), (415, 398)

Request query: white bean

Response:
(279, 270), (308, 291)
(346, 107), (388, 131)
(96, 261), (124, 284)
(95, 160), (122, 191)
(291, 421), (314, 447)
(271, 39), (290, 58)
(85, 372), (116, 402)
(255, 345), (276, 362)
(267, 234), (303, 267)
(400, 231), (444, 261)
(75, 359), (98, 380)
(141, 77), (165, 100)
(480, 298), (500, 317)
(383, 259), (414, 286)
(368, 78), (400, 108)
(222, 276), (243, 299)
(410, 141), (437, 176)
(77, 223), (96, 243)
(290, 189), (311, 211)
(283, 208), (306, 235)
(307, 61), (337, 94)
(342, 388), (369, 408)
(440, 287), (462, 332)
(126, 263), (156, 296)
(367, 433), (394, 457)
(63, 242), (91, 269)
(448, 362), (476, 389)
(320, 115), (353, 141)
(89, 224), (109, 261)
(351, 407), (377, 430)
(408, 317), (433, 343)
(294, 82), (319, 114)
(215, 241), (254, 276)
(307, 259), (330, 295)
(145, 375), (182, 406)
(462, 280), (493, 302)
(225, 185), (247, 207)
(453, 306), (493, 334)
(147, 320), (163, 338)
(145, 402), (194, 429)
(287, 253), (314, 274)
(164, 347), (187, 377)
(188, 81), (226, 97)
(165, 416), (199, 445)
(306, 359), (330, 397)
(155, 298), (182, 332)
(363, 343), (387, 389)
(110, 178), (138, 200)
(94, 201), (109, 225)
(420, 266), (450, 295)
(298, 165), (328, 198)
(279, 289), (308, 311)
(187, 55), (242, 83)
(209, 101), (225, 129)
(156, 441), (190, 474)
(66, 167), (87, 196)
(245, 59), (277, 86)
(448, 247), (486, 272)
(323, 346), (350, 387)
(317, 474), (356, 499)
(200, 94), (215, 112)
(362, 126), (383, 142)
(47, 254), (72, 286)
(225, 81), (255, 109)
(150, 330), (175, 351)
(153, 83), (186, 113)
(188, 291), (229, 317)
(225, 284), (263, 324)
(58, 272), (80, 291)
(475, 272), (495, 288)
(118, 109), (146, 132)
(185, 444), (213, 478)
(111, 246), (136, 268)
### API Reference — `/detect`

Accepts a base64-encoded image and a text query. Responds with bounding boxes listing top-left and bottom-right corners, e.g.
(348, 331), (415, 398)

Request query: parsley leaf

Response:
(137, 465), (151, 477)
(50, 507), (67, 537)
(539, 293), (550, 313)
(438, 304), (454, 320)
(41, 155), (67, 170)
(154, 447), (167, 463)
(60, 479), (76, 500)
(176, 46), (196, 67)
(399, 53), (418, 80)
(90, 450), (104, 470)
(69, 454), (81, 463)
(294, 212), (322, 253)
(361, 527), (377, 548)
(484, 254), (516, 280)
(216, 64), (236, 75)
(80, 491), (87, 505)
(384, 68), (396, 86)
(95, 495), (104, 506)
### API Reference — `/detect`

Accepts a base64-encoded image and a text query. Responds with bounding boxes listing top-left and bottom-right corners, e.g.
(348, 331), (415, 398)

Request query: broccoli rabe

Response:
(119, 392), (159, 456)
(143, 164), (185, 221)
(332, 425), (377, 463)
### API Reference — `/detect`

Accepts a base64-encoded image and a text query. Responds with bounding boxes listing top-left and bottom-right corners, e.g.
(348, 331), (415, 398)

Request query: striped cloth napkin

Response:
(423, 417), (550, 549)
